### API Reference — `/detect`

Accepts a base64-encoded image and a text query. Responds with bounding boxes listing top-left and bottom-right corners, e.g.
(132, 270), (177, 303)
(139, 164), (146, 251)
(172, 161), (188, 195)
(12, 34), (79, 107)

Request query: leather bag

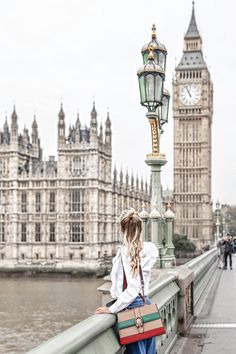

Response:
(117, 256), (165, 345)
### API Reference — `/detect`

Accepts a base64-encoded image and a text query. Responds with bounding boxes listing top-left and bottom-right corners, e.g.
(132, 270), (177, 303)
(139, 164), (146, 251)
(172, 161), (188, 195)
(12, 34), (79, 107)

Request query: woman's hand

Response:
(95, 306), (111, 314)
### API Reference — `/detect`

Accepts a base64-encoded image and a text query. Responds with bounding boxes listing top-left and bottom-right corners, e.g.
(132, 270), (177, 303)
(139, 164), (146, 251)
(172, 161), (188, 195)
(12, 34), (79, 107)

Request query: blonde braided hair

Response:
(120, 208), (143, 276)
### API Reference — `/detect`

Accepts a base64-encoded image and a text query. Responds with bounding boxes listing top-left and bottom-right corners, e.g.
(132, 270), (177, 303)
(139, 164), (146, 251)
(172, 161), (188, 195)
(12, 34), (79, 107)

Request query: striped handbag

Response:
(117, 261), (165, 345)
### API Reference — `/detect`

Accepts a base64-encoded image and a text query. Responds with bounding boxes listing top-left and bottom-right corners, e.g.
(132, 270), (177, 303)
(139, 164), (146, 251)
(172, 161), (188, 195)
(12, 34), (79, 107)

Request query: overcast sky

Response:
(0, 0), (235, 205)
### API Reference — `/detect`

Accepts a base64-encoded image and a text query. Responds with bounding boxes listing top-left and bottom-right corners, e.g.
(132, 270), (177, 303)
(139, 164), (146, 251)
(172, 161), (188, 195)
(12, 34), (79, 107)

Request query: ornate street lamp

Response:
(137, 47), (170, 157)
(141, 24), (167, 71)
(138, 48), (165, 112)
(137, 25), (175, 268)
(137, 47), (166, 156)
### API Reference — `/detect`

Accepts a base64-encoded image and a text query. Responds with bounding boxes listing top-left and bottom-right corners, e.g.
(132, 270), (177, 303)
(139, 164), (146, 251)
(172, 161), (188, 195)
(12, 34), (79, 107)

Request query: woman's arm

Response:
(95, 306), (111, 314)
(108, 270), (141, 314)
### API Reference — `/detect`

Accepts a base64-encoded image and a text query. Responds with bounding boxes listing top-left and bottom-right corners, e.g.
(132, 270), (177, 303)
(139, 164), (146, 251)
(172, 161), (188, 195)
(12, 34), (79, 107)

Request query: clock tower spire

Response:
(185, 1), (200, 39)
(173, 2), (213, 249)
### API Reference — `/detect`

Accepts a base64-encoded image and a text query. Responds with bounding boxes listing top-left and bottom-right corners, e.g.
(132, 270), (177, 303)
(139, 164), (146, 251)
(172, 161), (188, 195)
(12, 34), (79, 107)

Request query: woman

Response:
(95, 208), (158, 354)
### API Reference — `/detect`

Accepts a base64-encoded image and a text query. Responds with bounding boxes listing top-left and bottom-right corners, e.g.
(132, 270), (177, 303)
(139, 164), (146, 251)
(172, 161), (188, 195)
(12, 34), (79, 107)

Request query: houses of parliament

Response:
(0, 103), (149, 272)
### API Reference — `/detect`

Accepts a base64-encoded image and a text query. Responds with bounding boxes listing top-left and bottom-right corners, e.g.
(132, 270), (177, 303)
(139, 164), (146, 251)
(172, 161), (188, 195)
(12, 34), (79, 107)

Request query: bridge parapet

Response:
(26, 248), (218, 354)
(186, 248), (218, 308)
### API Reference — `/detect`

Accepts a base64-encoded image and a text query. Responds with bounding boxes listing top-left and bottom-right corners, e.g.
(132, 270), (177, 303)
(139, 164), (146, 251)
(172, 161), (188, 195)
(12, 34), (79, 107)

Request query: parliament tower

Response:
(173, 2), (213, 249)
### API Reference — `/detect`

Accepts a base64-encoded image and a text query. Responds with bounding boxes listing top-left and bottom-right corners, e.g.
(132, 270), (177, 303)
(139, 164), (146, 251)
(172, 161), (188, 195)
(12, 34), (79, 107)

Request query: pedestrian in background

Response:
(217, 238), (225, 269)
(233, 237), (236, 254)
(223, 234), (234, 270)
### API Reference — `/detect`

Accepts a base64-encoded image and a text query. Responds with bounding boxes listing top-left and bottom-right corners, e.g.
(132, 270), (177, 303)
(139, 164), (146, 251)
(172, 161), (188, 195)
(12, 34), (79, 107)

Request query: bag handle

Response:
(120, 249), (147, 304)
(138, 265), (146, 303)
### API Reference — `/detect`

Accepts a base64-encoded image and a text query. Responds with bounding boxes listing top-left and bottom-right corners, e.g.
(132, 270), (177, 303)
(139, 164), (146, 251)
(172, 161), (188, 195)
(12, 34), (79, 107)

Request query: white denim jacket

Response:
(109, 242), (158, 314)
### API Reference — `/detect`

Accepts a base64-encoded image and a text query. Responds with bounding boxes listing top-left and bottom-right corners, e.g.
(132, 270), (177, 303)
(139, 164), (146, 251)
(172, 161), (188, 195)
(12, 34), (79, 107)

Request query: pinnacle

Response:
(185, 1), (200, 39)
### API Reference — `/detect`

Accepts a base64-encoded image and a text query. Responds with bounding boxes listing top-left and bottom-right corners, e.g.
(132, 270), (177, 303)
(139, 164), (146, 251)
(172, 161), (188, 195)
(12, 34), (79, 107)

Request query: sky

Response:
(0, 0), (235, 205)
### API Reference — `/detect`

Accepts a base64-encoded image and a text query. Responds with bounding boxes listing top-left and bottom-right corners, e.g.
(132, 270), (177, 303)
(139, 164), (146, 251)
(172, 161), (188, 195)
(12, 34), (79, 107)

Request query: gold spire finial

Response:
(151, 24), (157, 39)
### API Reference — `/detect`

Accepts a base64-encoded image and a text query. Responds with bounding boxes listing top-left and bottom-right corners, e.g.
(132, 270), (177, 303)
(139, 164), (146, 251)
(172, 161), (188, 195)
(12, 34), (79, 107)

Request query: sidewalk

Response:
(172, 255), (236, 354)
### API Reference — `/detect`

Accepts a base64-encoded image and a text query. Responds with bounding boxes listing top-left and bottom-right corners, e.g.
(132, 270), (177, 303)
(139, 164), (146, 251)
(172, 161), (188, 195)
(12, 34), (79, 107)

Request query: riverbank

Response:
(0, 264), (110, 277)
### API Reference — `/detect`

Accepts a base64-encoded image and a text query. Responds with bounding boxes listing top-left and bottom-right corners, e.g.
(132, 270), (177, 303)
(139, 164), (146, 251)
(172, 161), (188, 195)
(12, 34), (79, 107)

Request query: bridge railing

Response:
(26, 248), (218, 354)
(186, 248), (218, 308)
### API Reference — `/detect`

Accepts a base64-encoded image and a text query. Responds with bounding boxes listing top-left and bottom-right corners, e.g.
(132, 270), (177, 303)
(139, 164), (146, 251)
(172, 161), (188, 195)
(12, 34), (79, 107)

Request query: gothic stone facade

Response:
(173, 4), (213, 249)
(0, 103), (149, 273)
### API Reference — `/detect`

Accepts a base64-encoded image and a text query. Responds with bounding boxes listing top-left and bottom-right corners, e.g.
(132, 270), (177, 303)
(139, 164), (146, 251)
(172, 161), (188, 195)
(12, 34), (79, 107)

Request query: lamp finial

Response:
(151, 24), (157, 39)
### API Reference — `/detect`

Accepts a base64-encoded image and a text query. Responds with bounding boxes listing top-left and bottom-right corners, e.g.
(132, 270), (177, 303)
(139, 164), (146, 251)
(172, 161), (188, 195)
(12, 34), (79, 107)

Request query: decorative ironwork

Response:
(149, 118), (159, 155)
(185, 284), (193, 321)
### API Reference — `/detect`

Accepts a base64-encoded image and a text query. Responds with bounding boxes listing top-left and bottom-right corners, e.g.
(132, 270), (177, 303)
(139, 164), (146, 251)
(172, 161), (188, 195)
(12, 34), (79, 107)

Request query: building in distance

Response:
(0, 103), (149, 275)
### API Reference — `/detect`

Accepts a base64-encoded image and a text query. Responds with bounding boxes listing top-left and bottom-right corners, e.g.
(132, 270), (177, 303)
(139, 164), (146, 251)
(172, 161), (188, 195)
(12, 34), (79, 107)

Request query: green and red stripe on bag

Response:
(117, 252), (165, 345)
(117, 302), (165, 345)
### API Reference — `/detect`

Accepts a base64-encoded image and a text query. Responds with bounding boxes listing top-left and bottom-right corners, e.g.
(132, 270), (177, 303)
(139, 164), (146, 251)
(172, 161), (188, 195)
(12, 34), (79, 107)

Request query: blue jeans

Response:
(124, 296), (157, 354)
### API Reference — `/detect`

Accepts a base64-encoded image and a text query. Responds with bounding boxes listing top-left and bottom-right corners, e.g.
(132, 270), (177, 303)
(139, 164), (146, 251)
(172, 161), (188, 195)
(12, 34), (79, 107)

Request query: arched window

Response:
(21, 223), (27, 242)
(35, 223), (41, 242)
(0, 223), (5, 242)
(73, 157), (80, 174)
(70, 222), (84, 242)
(49, 223), (56, 242)
(21, 192), (27, 212)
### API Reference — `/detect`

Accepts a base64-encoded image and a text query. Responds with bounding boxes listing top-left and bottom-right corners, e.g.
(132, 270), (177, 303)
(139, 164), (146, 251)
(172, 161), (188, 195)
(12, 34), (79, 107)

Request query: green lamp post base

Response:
(157, 246), (176, 268)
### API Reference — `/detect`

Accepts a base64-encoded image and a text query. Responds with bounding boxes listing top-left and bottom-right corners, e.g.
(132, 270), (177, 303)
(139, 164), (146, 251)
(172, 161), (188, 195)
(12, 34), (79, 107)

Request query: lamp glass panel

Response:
(139, 75), (146, 104)
(153, 51), (158, 64)
(158, 52), (166, 71)
(154, 74), (163, 104)
(161, 95), (169, 123)
(143, 52), (148, 64)
(146, 74), (155, 102)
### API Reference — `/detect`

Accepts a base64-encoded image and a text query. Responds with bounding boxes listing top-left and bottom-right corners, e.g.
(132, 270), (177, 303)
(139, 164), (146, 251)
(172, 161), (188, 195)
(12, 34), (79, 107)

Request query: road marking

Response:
(191, 323), (236, 329)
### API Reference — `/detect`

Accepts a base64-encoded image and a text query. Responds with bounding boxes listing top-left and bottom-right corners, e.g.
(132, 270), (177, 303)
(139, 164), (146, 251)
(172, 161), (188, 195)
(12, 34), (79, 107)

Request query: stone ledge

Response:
(0, 266), (106, 277)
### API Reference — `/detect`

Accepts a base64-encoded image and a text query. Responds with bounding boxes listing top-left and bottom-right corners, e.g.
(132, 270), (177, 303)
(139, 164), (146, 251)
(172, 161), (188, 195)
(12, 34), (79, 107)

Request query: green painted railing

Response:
(26, 248), (218, 354)
(25, 314), (120, 354)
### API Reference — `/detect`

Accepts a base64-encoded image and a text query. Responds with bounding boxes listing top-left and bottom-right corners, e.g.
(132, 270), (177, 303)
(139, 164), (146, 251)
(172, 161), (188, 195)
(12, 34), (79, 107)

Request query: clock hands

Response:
(185, 86), (192, 97)
(180, 84), (200, 105)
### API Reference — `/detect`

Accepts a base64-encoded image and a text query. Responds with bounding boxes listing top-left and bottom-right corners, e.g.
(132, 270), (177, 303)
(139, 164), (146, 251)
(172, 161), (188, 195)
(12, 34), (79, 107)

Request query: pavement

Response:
(172, 255), (236, 354)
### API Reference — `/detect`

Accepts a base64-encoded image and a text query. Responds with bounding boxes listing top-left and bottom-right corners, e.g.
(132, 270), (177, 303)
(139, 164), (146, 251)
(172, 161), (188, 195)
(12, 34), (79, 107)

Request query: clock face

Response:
(179, 84), (201, 106)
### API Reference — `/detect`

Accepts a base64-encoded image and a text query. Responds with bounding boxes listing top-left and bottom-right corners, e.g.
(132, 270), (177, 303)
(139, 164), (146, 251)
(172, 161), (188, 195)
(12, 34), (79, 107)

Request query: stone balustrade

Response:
(26, 248), (218, 354)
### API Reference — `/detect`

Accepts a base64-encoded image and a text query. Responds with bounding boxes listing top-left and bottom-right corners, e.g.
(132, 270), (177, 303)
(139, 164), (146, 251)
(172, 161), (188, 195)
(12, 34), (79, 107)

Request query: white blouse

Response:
(109, 242), (158, 314)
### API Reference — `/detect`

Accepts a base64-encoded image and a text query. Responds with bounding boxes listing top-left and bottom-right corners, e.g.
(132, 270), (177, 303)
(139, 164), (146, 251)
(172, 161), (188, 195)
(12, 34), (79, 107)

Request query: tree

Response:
(173, 234), (196, 252)
(221, 206), (236, 236)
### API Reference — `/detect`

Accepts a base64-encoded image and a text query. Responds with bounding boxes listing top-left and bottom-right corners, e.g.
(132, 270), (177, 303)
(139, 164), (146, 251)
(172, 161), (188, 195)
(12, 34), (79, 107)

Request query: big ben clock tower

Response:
(173, 1), (213, 249)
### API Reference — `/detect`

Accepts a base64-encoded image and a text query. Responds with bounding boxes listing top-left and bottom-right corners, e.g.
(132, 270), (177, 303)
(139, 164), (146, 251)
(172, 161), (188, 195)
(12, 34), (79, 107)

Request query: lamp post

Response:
(215, 201), (221, 244)
(222, 216), (226, 237)
(137, 25), (175, 268)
